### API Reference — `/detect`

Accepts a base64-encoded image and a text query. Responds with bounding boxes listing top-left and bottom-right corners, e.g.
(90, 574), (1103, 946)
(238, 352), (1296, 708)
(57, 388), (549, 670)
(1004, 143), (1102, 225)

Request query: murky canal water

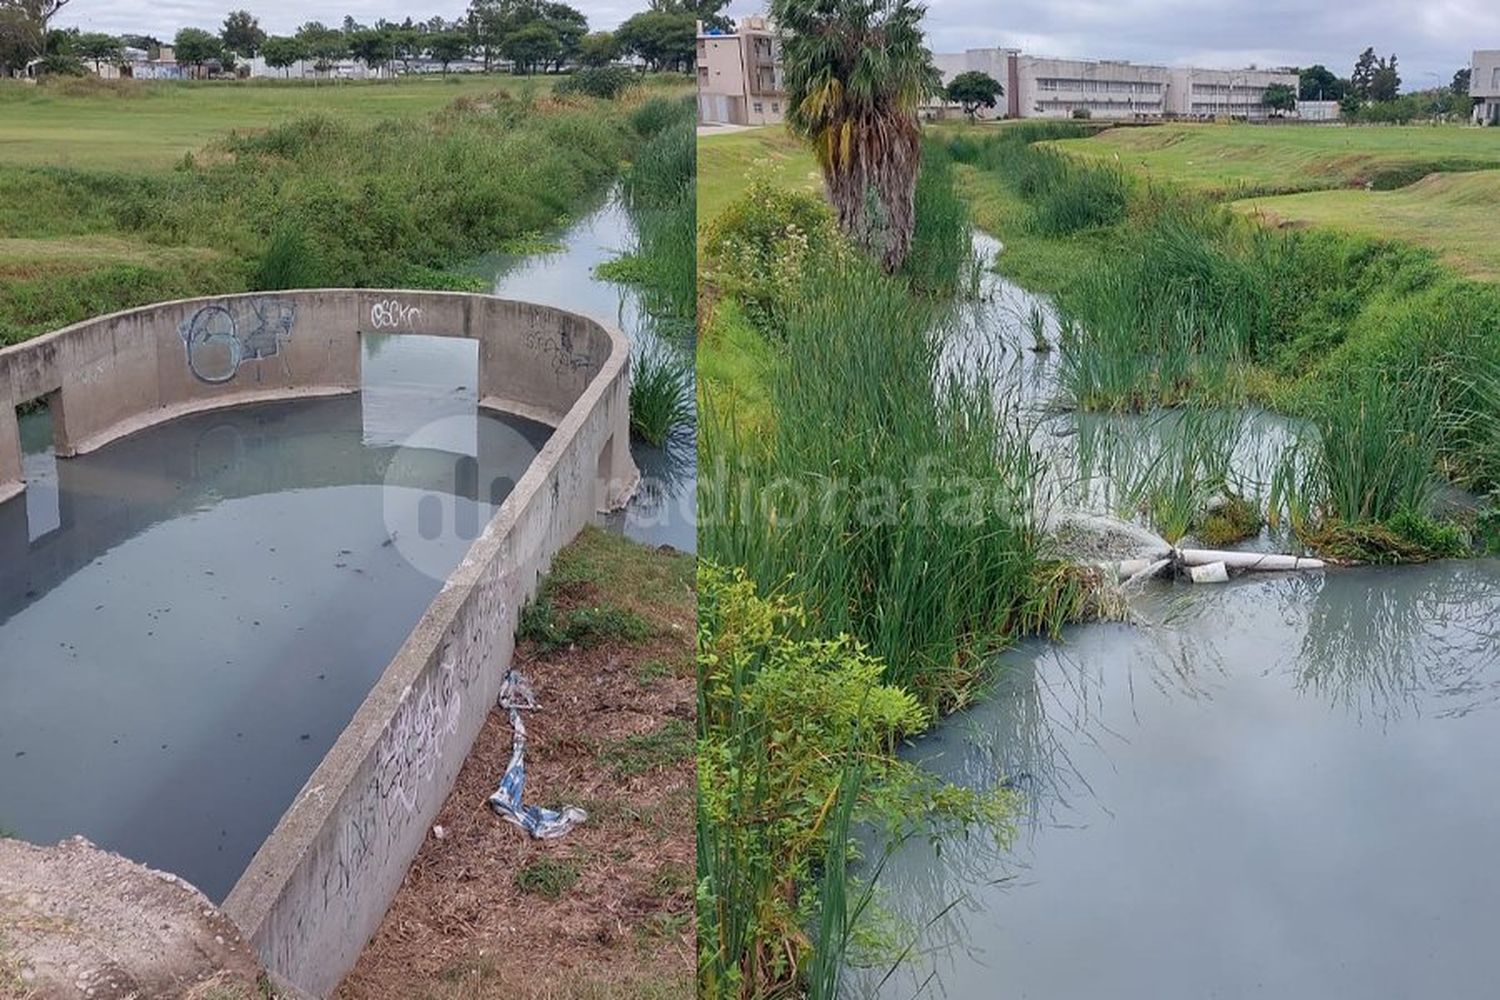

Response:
(851, 562), (1500, 998)
(0, 336), (548, 901)
(851, 236), (1500, 997)
(467, 191), (696, 553)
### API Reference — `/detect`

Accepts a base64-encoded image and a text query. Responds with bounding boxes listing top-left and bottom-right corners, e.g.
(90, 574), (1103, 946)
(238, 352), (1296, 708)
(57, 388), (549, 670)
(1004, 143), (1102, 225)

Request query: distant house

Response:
(1472, 50), (1500, 125)
(87, 44), (183, 80)
(696, 17), (785, 126)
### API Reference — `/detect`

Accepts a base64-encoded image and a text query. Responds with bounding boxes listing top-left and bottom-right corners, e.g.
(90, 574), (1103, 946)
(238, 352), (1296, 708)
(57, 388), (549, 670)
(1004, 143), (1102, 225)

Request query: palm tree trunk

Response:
(821, 111), (922, 273)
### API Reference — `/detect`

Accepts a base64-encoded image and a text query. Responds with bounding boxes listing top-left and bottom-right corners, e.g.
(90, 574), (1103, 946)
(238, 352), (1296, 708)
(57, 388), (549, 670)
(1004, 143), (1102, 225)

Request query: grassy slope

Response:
(1234, 171), (1500, 282)
(1052, 122), (1500, 196)
(0, 77), (524, 171)
(696, 127), (817, 433)
(695, 126), (819, 230)
(1031, 122), (1500, 286)
(0, 84), (641, 344)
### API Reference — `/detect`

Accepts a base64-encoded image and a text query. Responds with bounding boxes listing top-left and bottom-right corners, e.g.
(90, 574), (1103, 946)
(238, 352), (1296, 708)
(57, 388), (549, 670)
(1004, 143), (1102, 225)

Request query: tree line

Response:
(1292, 48), (1477, 121)
(2, 0), (726, 78)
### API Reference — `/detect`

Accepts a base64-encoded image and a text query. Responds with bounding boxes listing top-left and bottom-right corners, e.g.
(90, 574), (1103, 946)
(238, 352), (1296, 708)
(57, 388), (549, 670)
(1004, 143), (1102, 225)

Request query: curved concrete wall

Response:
(0, 291), (639, 995)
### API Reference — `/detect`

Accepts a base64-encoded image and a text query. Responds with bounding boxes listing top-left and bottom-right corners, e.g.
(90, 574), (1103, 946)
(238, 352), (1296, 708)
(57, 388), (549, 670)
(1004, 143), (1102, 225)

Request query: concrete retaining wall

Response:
(0, 290), (639, 995)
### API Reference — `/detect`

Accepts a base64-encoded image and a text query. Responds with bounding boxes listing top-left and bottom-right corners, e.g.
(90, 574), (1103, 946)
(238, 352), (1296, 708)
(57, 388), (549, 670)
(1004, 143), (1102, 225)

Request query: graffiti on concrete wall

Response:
(522, 318), (596, 378)
(369, 299), (423, 331)
(304, 570), (511, 947)
(180, 299), (296, 384)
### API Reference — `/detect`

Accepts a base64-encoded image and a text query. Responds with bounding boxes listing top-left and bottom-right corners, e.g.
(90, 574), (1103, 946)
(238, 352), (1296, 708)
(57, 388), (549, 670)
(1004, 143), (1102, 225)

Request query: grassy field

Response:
(1235, 171), (1500, 281)
(695, 125), (818, 227)
(1052, 122), (1500, 197)
(0, 81), (675, 344)
(0, 76), (526, 171)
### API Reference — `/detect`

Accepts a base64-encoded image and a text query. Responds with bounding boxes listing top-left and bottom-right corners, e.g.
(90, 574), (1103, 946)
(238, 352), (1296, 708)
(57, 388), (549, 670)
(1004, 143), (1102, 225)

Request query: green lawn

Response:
(0, 76), (532, 171)
(1052, 122), (1500, 197)
(1234, 170), (1500, 281)
(696, 125), (819, 227)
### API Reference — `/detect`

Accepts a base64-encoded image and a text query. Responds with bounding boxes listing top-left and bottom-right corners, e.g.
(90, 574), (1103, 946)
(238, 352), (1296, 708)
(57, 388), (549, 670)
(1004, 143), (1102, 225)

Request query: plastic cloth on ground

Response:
(487, 670), (587, 839)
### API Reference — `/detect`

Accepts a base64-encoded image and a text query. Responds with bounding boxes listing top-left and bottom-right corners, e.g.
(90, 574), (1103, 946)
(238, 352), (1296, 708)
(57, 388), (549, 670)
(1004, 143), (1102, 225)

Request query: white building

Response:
(1472, 49), (1500, 125)
(931, 48), (1295, 121)
(1296, 99), (1341, 122)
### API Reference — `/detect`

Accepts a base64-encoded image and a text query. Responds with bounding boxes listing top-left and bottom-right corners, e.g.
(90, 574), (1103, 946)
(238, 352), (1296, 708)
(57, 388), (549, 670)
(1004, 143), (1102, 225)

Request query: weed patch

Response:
(514, 858), (581, 900)
(602, 720), (694, 778)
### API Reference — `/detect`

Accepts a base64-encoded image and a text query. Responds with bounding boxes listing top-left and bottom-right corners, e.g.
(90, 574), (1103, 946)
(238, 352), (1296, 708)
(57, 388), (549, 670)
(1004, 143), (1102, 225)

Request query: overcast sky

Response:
(59, 0), (1499, 87)
(727, 0), (1500, 88)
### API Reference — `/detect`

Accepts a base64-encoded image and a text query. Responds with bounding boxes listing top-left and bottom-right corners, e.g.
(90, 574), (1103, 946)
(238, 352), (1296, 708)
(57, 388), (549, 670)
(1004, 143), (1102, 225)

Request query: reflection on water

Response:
(464, 190), (696, 552)
(860, 233), (1500, 998)
(0, 336), (550, 902)
(850, 562), (1500, 999)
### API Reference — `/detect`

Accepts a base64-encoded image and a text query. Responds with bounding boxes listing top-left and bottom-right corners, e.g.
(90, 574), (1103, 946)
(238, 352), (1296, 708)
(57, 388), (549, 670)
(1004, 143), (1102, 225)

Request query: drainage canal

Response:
(0, 333), (549, 902)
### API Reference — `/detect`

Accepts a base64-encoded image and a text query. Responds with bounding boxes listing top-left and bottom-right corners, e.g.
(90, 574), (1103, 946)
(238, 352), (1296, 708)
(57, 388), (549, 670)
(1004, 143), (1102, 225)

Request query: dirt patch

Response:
(0, 835), (264, 1000)
(337, 528), (695, 1000)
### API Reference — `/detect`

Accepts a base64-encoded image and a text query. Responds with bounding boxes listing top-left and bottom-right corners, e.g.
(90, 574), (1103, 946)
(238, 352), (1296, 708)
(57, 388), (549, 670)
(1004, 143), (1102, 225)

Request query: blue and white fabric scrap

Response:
(487, 670), (587, 839)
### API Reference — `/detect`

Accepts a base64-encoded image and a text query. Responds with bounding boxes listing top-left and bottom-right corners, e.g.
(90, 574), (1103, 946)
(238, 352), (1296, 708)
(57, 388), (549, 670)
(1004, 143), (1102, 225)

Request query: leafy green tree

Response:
(173, 27), (222, 77)
(75, 31), (121, 73)
(1297, 64), (1345, 101)
(1452, 67), (1471, 96)
(614, 8), (694, 72)
(466, 0), (506, 70)
(1263, 81), (1296, 115)
(540, 1), (586, 71)
(577, 30), (617, 67)
(427, 29), (469, 73)
(1351, 47), (1378, 98)
(347, 28), (393, 74)
(771, 0), (941, 273)
(260, 34), (303, 76)
(220, 10), (265, 57)
(500, 20), (556, 74)
(1369, 54), (1399, 102)
(295, 21), (346, 73)
(390, 28), (422, 73)
(944, 69), (1002, 119)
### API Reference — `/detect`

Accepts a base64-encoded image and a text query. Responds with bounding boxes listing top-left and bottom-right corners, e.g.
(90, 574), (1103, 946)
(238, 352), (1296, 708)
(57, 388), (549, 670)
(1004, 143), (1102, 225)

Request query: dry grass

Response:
(336, 529), (694, 1000)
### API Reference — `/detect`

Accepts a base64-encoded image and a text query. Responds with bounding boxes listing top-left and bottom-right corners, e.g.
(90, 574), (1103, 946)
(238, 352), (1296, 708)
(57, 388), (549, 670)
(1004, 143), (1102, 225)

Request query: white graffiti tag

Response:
(369, 299), (423, 330)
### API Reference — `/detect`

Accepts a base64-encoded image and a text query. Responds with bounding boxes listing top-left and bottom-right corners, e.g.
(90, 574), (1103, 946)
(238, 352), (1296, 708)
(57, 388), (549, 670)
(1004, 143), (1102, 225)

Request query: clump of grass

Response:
(1267, 370), (1475, 562)
(602, 719), (693, 777)
(253, 222), (323, 290)
(1194, 493), (1263, 546)
(903, 140), (975, 296)
(629, 96), (687, 139)
(629, 342), (693, 446)
(517, 598), (653, 653)
(514, 858), (580, 900)
(701, 256), (1086, 707)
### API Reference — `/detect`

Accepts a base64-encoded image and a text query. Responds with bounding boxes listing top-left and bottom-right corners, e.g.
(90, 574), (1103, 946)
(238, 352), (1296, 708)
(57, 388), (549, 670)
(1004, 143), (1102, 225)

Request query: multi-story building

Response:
(696, 17), (786, 126)
(1472, 50), (1500, 125)
(932, 48), (1296, 121)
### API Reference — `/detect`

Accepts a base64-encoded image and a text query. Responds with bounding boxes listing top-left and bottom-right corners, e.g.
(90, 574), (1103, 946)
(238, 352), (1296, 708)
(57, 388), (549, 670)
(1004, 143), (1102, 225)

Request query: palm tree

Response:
(771, 0), (940, 273)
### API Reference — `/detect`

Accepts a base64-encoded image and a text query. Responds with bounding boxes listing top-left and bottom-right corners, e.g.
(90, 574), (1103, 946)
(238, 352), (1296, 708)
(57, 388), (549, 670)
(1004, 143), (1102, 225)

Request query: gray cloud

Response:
(730, 0), (1500, 87)
(57, 0), (636, 40)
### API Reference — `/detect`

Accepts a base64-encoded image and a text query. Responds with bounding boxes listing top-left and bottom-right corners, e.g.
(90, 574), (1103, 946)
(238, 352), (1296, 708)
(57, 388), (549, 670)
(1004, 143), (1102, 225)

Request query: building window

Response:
(771, 102), (779, 112)
(753, 102), (763, 113)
